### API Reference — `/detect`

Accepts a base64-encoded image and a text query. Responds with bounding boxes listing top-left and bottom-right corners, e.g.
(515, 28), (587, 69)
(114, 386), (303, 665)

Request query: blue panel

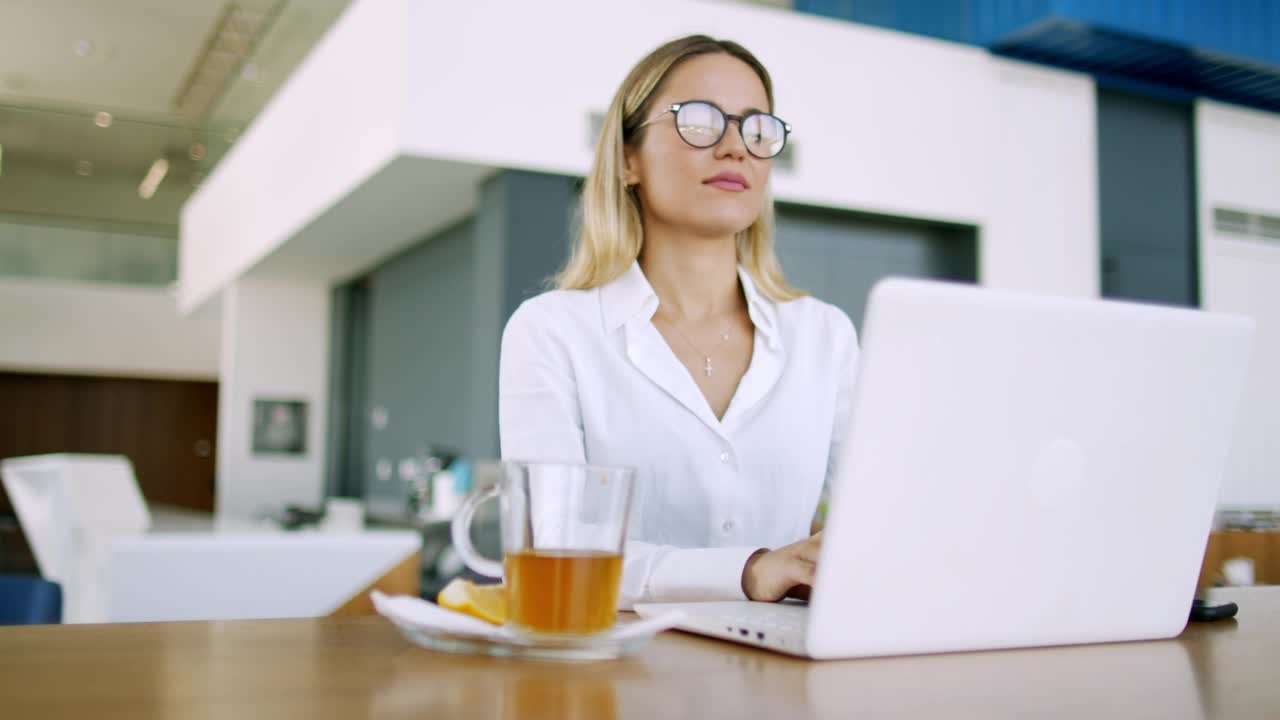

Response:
(795, 0), (1280, 113)
(797, 0), (1280, 63)
(990, 18), (1280, 112)
(1041, 0), (1280, 66)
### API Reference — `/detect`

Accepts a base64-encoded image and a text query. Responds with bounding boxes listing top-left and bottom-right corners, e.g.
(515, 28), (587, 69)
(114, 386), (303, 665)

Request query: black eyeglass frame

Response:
(638, 100), (792, 159)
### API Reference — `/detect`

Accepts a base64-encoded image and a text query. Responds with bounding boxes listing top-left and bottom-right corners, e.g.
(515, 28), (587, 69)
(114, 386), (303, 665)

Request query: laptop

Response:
(635, 278), (1254, 659)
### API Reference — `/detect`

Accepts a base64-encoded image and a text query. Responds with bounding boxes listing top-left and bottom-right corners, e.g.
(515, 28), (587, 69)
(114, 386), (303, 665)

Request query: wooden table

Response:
(1, 587), (1276, 719)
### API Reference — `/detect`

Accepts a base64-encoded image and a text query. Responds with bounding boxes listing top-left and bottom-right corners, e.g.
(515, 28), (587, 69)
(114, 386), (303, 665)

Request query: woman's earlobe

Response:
(622, 146), (641, 187)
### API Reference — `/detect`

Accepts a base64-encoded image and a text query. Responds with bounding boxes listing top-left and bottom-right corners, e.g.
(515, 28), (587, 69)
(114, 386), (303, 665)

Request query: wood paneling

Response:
(0, 371), (218, 514)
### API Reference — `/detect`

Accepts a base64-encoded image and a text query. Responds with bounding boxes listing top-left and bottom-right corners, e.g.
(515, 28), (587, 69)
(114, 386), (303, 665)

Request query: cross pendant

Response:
(704, 357), (713, 377)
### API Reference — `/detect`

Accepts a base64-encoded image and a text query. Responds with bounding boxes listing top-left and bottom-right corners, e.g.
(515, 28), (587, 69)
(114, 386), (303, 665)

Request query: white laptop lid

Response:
(806, 279), (1253, 658)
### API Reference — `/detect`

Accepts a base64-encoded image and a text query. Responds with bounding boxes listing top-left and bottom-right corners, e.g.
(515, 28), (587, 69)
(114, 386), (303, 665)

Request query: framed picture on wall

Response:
(251, 398), (307, 456)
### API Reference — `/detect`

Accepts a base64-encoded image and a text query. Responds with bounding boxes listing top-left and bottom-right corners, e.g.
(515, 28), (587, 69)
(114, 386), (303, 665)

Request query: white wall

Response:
(1196, 101), (1280, 508)
(177, 0), (407, 313)
(0, 278), (219, 379)
(181, 0), (1099, 311)
(216, 276), (330, 518)
(401, 0), (1099, 297)
(982, 62), (1098, 296)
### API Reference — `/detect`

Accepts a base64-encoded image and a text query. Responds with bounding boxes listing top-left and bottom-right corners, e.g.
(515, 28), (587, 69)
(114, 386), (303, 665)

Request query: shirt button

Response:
(722, 519), (734, 533)
(719, 451), (730, 463)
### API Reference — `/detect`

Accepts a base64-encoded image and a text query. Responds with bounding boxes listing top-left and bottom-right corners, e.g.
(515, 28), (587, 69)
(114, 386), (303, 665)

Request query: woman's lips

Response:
(703, 172), (748, 191)
(705, 179), (747, 191)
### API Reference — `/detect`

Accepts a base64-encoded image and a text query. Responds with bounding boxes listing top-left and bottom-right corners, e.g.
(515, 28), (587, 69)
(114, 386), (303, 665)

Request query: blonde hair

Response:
(555, 35), (805, 301)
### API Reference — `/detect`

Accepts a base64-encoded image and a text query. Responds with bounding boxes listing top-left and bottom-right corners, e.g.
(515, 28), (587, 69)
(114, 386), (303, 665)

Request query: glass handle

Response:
(450, 483), (504, 578)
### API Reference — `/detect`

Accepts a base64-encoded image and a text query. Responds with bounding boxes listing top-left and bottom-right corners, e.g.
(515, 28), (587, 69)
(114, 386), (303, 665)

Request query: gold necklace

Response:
(670, 322), (731, 377)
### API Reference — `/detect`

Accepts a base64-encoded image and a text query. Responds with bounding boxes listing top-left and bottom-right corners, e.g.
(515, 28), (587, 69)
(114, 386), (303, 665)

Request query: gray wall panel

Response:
(1097, 89), (1198, 306)
(361, 218), (478, 512)
(775, 206), (977, 329)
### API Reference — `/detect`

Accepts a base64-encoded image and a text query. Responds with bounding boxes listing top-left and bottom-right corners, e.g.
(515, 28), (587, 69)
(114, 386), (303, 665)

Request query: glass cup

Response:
(450, 461), (636, 638)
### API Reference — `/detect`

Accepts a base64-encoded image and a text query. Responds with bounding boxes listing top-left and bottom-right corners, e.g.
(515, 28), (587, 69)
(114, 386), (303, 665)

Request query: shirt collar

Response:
(600, 261), (659, 333)
(599, 261), (783, 352)
(737, 264), (782, 352)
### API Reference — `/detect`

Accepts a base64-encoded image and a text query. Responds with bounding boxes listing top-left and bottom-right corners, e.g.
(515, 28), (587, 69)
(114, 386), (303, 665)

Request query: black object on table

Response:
(1190, 598), (1239, 622)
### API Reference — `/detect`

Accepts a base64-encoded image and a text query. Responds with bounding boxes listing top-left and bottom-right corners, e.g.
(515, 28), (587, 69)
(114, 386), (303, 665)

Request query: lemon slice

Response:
(436, 579), (508, 625)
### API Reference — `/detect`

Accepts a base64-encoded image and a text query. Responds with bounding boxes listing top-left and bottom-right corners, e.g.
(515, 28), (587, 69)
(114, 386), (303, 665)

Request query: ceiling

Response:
(0, 0), (790, 241)
(0, 0), (352, 233)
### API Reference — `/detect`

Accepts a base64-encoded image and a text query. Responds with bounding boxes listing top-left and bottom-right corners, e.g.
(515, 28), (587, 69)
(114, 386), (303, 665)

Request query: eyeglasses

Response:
(637, 100), (791, 159)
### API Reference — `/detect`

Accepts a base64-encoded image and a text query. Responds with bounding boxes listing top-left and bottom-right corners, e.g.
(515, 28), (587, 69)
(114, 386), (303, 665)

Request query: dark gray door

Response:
(774, 205), (977, 330)
(1097, 89), (1197, 306)
(358, 219), (488, 515)
(337, 171), (578, 515)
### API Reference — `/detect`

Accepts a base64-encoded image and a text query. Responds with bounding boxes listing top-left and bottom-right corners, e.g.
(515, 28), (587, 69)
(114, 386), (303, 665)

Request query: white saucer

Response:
(394, 621), (655, 662)
(372, 591), (685, 662)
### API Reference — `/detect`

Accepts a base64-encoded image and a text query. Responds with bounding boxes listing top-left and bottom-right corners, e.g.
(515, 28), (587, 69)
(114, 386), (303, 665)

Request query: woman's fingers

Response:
(791, 558), (817, 586)
(743, 534), (825, 602)
(796, 541), (822, 565)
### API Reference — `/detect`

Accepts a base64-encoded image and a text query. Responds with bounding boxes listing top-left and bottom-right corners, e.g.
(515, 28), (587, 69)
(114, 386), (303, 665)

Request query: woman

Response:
(499, 35), (858, 608)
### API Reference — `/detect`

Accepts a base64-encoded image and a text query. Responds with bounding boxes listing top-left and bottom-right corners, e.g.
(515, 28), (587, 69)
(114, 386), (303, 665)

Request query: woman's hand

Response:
(741, 532), (822, 602)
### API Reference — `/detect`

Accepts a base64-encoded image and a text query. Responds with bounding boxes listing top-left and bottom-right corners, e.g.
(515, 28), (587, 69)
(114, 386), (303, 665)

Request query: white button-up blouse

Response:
(498, 261), (858, 608)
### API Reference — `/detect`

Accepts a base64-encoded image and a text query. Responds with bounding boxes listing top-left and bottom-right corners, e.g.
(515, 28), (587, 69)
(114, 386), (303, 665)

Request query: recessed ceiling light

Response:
(77, 160), (93, 176)
(138, 157), (169, 199)
(74, 39), (94, 58)
(94, 112), (112, 128)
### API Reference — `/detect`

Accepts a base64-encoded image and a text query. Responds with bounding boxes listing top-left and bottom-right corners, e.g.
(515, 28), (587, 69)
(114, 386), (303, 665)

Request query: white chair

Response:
(1, 454), (151, 623)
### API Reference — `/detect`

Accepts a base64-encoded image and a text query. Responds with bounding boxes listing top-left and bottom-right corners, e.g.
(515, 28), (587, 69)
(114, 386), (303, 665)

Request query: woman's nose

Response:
(714, 118), (749, 158)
